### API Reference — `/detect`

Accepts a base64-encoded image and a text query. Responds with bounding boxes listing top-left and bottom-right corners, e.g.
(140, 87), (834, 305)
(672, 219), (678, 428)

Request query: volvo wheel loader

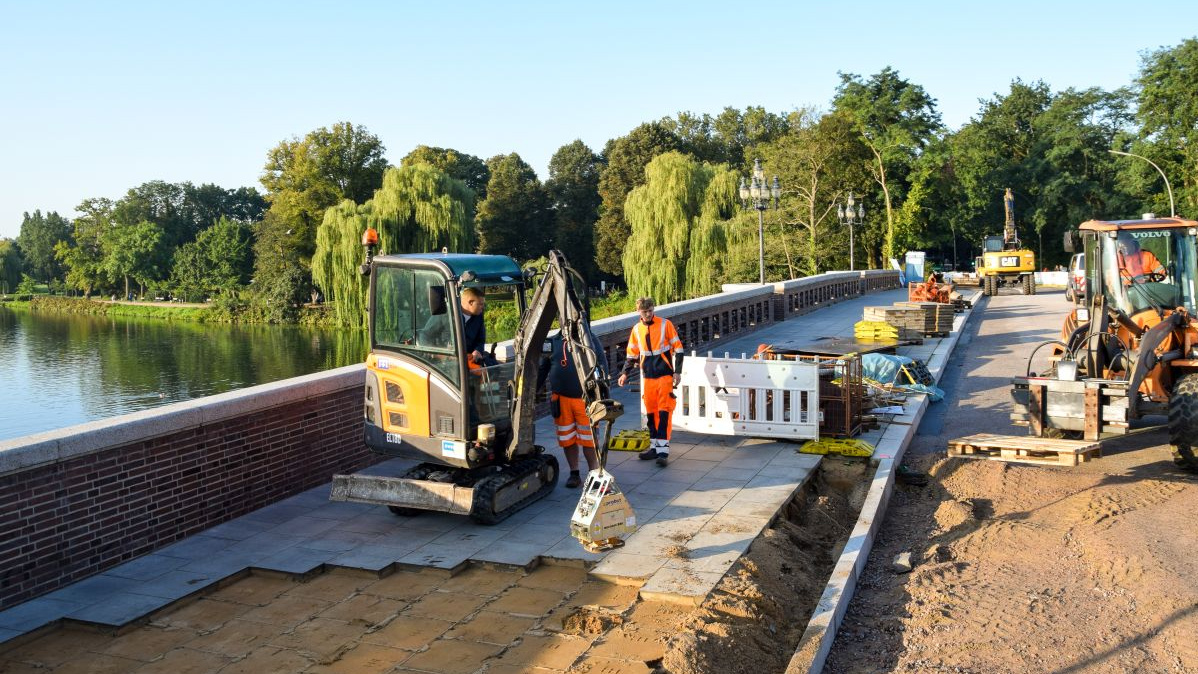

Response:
(330, 231), (635, 544)
(1011, 214), (1198, 470)
(980, 188), (1037, 296)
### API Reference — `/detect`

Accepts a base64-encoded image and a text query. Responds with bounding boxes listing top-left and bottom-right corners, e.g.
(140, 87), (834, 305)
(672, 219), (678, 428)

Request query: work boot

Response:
(655, 453), (669, 467)
(638, 447), (659, 460)
(565, 471), (581, 488)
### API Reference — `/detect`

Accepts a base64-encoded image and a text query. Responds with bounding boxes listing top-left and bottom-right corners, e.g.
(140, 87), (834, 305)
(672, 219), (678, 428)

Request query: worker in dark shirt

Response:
(538, 331), (603, 488)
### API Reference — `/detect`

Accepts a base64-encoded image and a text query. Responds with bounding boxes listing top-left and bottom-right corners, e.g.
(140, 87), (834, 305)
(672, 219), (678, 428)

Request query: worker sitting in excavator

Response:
(1117, 237), (1166, 285)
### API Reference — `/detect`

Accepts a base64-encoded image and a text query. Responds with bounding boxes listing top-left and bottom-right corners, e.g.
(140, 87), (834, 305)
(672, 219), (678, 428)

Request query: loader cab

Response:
(1081, 218), (1198, 319)
(364, 253), (526, 468)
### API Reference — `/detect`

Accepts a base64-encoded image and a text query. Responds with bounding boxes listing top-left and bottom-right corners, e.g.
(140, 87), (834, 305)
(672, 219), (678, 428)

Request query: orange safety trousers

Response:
(551, 394), (594, 449)
(642, 376), (677, 441)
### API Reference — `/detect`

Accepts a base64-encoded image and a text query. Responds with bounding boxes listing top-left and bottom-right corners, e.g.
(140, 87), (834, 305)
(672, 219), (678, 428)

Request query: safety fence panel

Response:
(669, 354), (821, 440)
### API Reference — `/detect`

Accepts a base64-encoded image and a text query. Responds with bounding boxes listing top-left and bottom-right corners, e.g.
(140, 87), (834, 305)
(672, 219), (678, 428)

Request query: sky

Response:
(1, 0), (1196, 240)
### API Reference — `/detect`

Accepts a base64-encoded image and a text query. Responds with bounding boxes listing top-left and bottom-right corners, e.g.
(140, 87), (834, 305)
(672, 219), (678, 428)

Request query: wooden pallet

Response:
(947, 433), (1102, 467)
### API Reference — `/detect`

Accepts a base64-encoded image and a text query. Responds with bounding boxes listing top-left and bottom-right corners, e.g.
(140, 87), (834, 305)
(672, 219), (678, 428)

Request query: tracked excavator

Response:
(331, 231), (636, 548)
(979, 188), (1037, 296)
(1011, 214), (1198, 471)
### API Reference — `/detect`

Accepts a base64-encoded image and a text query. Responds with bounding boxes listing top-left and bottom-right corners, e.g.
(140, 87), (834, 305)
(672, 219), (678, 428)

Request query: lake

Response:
(0, 306), (367, 442)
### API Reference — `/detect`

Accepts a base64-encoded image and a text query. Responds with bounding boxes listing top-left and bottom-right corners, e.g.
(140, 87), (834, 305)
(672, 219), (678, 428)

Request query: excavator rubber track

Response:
(470, 453), (559, 525)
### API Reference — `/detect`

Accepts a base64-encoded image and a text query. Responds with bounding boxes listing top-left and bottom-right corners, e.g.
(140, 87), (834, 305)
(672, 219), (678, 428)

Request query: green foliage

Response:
(476, 153), (549, 261)
(546, 140), (603, 282)
(595, 122), (684, 278)
(663, 106), (790, 166)
(1136, 38), (1198, 215)
(623, 152), (737, 303)
(833, 68), (942, 262)
(0, 239), (22, 294)
(55, 198), (113, 297)
(170, 217), (254, 301)
(17, 274), (37, 295)
(102, 220), (164, 298)
(260, 121), (387, 260)
(17, 210), (71, 282)
(312, 163), (476, 328)
(250, 214), (308, 323)
(401, 146), (490, 200)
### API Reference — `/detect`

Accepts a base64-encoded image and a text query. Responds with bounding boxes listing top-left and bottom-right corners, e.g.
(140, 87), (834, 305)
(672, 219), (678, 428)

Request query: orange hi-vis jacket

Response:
(625, 317), (684, 380)
(1118, 249), (1165, 283)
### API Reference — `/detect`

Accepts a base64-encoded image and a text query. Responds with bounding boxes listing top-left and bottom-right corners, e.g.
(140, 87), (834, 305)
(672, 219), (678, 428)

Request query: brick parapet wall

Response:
(0, 365), (372, 611)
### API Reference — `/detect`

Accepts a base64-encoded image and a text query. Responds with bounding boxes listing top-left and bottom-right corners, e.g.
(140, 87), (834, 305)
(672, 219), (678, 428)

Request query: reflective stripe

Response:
(628, 319), (682, 361)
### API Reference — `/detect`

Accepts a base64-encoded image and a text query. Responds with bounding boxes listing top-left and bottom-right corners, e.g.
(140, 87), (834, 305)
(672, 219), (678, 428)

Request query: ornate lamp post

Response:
(837, 192), (866, 271)
(739, 158), (781, 284)
(1108, 149), (1176, 217)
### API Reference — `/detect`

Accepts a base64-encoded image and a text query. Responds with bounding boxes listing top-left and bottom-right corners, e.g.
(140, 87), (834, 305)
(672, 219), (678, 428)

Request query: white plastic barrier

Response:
(662, 354), (821, 440)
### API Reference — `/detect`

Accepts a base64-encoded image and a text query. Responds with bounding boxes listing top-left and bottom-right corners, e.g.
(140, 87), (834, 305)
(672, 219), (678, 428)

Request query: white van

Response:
(1066, 253), (1084, 302)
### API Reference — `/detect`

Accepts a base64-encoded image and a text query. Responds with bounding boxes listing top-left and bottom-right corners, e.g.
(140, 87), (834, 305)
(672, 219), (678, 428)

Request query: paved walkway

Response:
(0, 288), (970, 642)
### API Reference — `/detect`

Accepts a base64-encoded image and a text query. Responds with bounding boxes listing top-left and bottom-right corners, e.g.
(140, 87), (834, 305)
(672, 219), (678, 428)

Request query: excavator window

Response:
(373, 266), (461, 386)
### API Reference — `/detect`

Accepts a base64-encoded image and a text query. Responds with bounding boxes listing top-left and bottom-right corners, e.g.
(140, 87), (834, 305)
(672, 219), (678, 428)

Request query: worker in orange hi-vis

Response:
(616, 297), (684, 467)
(1117, 237), (1166, 284)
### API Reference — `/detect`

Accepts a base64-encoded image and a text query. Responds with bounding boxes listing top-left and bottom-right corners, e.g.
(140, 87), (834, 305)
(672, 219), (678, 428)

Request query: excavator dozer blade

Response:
(330, 474), (474, 515)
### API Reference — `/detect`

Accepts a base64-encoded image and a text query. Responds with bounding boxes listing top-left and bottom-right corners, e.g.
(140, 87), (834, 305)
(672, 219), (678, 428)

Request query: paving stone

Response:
(399, 638), (503, 674)
(638, 566), (726, 605)
(186, 618), (286, 657)
(203, 576), (295, 609)
(444, 610), (536, 645)
(202, 518), (274, 541)
(486, 586), (568, 617)
(149, 597), (251, 632)
(438, 566), (522, 596)
(396, 543), (477, 570)
(101, 554), (190, 581)
(590, 551), (666, 582)
(240, 594), (331, 628)
(265, 514), (344, 538)
(216, 645), (315, 674)
(519, 563), (588, 590)
(490, 633), (590, 669)
(157, 534), (235, 560)
(0, 627), (113, 667)
(268, 617), (369, 658)
(317, 592), (406, 626)
(129, 568), (224, 601)
(471, 541), (546, 567)
(361, 614), (453, 650)
(131, 646), (233, 673)
(101, 625), (197, 661)
(405, 590), (490, 622)
(254, 545), (332, 574)
(305, 641), (411, 674)
(66, 591), (170, 626)
(284, 571), (370, 603)
(362, 571), (444, 602)
(0, 597), (83, 632)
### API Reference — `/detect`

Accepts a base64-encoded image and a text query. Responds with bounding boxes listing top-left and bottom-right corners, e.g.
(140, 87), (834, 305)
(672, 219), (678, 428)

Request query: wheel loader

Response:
(1011, 214), (1198, 470)
(330, 231), (636, 548)
(979, 188), (1037, 296)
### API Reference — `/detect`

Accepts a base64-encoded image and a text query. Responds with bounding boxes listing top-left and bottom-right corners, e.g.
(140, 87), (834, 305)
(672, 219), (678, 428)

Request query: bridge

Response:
(1, 268), (978, 671)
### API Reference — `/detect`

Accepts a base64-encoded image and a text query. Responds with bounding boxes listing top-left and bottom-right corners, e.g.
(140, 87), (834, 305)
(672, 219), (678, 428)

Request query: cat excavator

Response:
(330, 231), (636, 548)
(979, 188), (1037, 296)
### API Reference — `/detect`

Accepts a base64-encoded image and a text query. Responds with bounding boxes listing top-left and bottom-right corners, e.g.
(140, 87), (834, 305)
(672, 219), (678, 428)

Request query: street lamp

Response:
(1108, 149), (1176, 217)
(837, 192), (865, 271)
(739, 158), (781, 284)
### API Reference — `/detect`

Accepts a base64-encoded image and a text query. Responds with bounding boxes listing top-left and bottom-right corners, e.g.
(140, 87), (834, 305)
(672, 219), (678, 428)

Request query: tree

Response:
(833, 68), (942, 262)
(102, 220), (163, 299)
(55, 198), (114, 297)
(0, 239), (21, 294)
(17, 210), (71, 282)
(545, 140), (602, 281)
(312, 163), (476, 327)
(663, 106), (790, 166)
(260, 122), (388, 260)
(1136, 38), (1198, 215)
(251, 212), (308, 322)
(594, 122), (683, 278)
(401, 146), (490, 200)
(623, 151), (738, 302)
(758, 109), (870, 276)
(476, 153), (549, 261)
(170, 217), (254, 301)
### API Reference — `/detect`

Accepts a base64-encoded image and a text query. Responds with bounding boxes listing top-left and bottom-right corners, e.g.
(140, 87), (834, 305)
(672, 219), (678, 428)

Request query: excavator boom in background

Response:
(979, 188), (1037, 296)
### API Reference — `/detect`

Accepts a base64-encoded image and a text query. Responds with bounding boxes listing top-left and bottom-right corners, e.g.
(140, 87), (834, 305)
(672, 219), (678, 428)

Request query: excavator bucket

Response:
(570, 469), (637, 552)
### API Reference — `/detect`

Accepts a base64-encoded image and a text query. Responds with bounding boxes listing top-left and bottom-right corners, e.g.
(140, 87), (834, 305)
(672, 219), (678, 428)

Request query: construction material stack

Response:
(895, 301), (954, 336)
(861, 306), (927, 340)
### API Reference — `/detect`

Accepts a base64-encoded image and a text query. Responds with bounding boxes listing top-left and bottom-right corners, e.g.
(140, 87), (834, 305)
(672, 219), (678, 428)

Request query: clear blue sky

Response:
(1, 1), (1195, 240)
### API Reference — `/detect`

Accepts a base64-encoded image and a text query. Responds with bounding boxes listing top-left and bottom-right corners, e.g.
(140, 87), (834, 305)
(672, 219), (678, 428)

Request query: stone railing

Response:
(0, 268), (899, 610)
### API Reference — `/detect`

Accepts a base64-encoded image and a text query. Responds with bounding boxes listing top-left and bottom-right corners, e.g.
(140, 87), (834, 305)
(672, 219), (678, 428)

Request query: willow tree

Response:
(313, 162), (475, 327)
(622, 152), (737, 303)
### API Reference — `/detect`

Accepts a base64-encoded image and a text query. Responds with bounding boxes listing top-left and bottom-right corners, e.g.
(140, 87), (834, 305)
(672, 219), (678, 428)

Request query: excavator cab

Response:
(363, 253), (526, 469)
(1090, 228), (1197, 318)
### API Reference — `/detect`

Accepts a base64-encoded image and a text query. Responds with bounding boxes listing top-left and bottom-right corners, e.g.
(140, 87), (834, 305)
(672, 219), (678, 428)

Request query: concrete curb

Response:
(784, 291), (982, 674)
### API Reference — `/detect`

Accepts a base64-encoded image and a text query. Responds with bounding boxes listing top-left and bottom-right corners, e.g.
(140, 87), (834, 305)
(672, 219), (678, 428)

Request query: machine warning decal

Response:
(441, 440), (467, 460)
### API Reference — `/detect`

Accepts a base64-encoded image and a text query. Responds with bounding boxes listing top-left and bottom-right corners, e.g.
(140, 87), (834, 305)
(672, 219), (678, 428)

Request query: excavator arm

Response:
(507, 250), (623, 461)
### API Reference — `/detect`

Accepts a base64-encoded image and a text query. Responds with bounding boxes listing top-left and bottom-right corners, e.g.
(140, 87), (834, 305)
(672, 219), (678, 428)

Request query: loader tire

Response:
(1168, 373), (1198, 472)
(982, 276), (992, 296)
(1022, 275), (1033, 295)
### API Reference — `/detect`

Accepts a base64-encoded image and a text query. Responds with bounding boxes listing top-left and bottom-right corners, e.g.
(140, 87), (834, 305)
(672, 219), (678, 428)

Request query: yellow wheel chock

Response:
(799, 438), (875, 457)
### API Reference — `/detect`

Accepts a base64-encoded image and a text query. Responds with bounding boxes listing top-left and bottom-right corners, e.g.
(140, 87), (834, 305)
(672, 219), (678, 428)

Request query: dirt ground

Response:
(0, 460), (869, 674)
(825, 433), (1198, 674)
